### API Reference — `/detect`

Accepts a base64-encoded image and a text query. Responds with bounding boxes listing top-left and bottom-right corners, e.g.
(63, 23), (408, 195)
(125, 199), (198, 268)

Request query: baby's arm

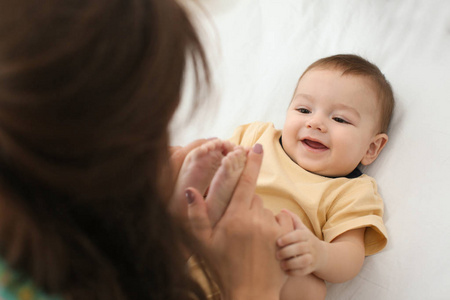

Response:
(276, 210), (365, 283)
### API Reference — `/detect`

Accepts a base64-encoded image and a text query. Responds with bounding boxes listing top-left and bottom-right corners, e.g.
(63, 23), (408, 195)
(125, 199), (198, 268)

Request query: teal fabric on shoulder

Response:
(0, 258), (62, 300)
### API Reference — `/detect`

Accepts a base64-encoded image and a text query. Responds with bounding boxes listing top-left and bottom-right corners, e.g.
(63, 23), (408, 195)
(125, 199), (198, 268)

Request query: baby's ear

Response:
(361, 133), (388, 166)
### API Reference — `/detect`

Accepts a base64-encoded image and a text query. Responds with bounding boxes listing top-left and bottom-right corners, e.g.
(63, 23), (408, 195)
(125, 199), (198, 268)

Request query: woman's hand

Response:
(169, 138), (236, 221)
(187, 144), (293, 300)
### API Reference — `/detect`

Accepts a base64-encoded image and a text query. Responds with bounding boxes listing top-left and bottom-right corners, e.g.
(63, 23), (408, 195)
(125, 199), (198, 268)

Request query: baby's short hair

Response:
(299, 54), (395, 133)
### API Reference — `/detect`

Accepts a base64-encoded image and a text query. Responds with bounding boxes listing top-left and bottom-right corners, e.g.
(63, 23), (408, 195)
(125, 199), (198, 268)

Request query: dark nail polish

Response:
(186, 189), (195, 204)
(253, 143), (263, 154)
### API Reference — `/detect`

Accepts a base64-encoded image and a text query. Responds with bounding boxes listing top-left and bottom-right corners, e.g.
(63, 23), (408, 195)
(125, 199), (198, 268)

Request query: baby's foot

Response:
(206, 146), (247, 226)
(170, 139), (234, 219)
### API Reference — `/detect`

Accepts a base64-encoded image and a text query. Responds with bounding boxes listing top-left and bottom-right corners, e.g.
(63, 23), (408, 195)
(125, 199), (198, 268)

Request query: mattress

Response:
(171, 1), (450, 299)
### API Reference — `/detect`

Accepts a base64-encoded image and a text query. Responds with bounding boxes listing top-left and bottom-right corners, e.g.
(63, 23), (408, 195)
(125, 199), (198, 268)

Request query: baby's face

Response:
(281, 68), (384, 177)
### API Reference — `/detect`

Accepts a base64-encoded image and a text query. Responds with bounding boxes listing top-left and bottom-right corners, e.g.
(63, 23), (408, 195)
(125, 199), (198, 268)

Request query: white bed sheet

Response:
(171, 1), (450, 299)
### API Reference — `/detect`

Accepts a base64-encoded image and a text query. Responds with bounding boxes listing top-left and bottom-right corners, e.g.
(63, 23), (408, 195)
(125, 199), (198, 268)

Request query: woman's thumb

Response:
(186, 187), (212, 241)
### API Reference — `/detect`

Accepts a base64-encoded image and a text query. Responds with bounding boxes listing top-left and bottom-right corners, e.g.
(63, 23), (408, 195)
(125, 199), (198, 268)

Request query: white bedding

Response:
(171, 1), (450, 299)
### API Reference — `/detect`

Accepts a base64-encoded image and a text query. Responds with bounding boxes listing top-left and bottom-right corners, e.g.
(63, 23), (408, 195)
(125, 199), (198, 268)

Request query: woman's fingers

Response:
(186, 187), (212, 242)
(227, 144), (263, 212)
(250, 194), (264, 210)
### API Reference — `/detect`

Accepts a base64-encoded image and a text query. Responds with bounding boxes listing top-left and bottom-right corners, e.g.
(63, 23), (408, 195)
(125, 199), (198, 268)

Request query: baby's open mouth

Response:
(302, 139), (328, 150)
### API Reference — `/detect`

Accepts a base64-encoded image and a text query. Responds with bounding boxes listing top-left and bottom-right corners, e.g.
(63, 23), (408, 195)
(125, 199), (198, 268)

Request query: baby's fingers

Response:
(280, 254), (314, 276)
(276, 242), (309, 260)
(281, 209), (307, 230)
(277, 229), (307, 247)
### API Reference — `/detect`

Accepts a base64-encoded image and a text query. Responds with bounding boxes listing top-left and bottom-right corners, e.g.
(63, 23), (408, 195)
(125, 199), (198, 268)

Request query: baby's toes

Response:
(231, 146), (246, 170)
(226, 147), (246, 173)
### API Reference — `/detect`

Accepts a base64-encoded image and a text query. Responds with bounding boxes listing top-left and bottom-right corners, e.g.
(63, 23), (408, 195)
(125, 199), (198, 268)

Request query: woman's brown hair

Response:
(0, 0), (209, 299)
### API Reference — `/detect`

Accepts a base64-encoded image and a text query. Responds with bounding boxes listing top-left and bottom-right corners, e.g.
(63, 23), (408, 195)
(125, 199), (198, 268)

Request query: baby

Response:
(173, 54), (394, 299)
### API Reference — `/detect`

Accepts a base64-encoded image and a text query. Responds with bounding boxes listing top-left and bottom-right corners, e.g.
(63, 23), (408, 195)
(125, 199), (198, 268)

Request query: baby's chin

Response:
(285, 148), (359, 177)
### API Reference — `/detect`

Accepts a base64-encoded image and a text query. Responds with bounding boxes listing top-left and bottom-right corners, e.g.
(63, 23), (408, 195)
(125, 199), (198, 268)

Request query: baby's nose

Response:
(306, 117), (327, 132)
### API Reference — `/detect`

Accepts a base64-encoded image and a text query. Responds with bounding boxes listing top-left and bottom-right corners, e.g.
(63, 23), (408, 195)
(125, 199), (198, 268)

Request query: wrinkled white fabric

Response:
(171, 1), (450, 299)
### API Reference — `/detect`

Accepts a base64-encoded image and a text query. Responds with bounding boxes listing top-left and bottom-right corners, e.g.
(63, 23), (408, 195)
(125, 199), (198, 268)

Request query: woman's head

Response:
(0, 0), (208, 199)
(0, 0), (209, 298)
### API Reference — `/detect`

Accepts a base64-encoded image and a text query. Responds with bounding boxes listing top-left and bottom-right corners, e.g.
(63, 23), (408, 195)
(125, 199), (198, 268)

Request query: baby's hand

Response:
(276, 210), (326, 277)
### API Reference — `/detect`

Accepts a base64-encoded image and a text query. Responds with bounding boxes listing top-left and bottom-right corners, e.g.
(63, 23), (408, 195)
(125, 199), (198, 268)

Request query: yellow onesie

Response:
(229, 122), (387, 255)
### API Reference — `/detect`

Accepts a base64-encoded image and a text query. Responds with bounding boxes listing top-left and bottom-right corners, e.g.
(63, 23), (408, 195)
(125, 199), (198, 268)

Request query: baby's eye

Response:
(333, 117), (350, 124)
(297, 108), (310, 114)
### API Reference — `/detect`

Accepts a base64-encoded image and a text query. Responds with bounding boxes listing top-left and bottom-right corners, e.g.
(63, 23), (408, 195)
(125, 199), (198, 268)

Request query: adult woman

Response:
(0, 0), (290, 299)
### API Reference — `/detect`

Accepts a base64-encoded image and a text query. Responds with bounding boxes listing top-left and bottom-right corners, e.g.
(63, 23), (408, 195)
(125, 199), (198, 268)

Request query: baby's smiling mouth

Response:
(301, 139), (329, 151)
